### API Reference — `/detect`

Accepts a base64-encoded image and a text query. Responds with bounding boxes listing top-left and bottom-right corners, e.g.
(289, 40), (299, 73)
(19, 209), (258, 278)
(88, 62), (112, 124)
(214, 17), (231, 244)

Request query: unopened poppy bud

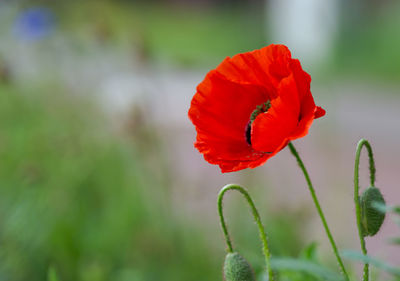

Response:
(223, 252), (256, 281)
(360, 186), (386, 237)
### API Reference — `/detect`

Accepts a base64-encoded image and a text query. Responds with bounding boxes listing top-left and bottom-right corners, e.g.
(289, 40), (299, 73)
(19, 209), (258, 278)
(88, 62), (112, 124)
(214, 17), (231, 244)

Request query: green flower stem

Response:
(288, 142), (350, 281)
(218, 184), (274, 280)
(354, 139), (376, 281)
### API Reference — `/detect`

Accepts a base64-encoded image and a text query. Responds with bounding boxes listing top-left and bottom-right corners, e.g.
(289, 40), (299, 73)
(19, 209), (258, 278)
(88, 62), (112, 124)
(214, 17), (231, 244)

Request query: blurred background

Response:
(0, 0), (399, 280)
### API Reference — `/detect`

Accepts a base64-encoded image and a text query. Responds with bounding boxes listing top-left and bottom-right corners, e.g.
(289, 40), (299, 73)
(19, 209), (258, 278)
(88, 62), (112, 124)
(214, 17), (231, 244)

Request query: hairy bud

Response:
(223, 252), (255, 281)
(360, 186), (386, 237)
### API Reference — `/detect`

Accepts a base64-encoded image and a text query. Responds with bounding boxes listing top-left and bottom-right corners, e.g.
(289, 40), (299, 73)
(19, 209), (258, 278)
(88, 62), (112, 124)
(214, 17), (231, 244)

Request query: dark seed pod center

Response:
(245, 100), (271, 145)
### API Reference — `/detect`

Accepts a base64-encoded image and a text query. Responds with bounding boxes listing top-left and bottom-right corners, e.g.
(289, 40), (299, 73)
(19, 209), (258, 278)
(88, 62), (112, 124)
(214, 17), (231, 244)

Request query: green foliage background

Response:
(0, 84), (222, 281)
(0, 1), (400, 280)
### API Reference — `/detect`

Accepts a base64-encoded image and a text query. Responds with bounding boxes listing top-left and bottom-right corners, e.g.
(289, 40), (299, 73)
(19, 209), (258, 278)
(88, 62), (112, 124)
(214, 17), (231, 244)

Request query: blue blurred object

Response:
(14, 7), (55, 40)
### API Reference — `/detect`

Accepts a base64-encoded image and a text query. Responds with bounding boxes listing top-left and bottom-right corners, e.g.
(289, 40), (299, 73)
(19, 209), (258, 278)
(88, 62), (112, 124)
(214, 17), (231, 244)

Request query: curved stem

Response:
(218, 185), (234, 253)
(288, 142), (350, 281)
(354, 139), (376, 281)
(218, 184), (273, 280)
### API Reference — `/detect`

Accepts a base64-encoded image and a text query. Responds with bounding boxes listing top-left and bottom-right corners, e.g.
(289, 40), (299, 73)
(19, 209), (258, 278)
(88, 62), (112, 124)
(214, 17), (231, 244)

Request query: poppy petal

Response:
(251, 74), (299, 153)
(315, 106), (326, 118)
(189, 70), (271, 141)
(189, 70), (275, 170)
(216, 44), (292, 89)
(188, 44), (325, 172)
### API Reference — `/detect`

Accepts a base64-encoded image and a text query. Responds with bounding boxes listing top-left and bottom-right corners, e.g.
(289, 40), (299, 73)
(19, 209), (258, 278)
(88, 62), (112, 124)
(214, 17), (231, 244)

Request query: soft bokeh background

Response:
(0, 0), (399, 280)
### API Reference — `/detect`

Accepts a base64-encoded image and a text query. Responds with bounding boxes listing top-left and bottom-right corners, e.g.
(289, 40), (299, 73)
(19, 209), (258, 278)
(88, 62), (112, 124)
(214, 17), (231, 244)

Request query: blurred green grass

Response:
(0, 83), (222, 281)
(55, 0), (400, 79)
(11, 1), (400, 77)
(0, 83), (350, 281)
(54, 1), (267, 67)
(330, 3), (400, 81)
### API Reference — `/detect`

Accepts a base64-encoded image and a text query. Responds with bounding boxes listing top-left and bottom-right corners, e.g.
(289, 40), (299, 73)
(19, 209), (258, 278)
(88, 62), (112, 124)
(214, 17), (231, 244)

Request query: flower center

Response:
(245, 100), (271, 145)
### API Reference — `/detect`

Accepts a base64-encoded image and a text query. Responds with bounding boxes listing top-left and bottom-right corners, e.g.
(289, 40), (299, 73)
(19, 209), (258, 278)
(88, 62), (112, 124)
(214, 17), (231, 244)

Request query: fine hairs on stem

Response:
(288, 142), (350, 281)
(218, 184), (274, 281)
(354, 139), (376, 281)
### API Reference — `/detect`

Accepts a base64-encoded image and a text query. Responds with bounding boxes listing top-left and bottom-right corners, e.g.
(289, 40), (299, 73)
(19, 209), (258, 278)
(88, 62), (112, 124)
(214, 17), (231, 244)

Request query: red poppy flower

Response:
(188, 44), (325, 173)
